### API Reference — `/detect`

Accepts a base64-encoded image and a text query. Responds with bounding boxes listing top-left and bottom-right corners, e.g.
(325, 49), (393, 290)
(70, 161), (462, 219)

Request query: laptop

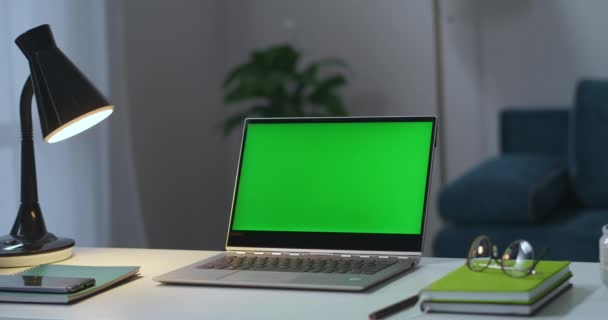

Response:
(154, 116), (437, 291)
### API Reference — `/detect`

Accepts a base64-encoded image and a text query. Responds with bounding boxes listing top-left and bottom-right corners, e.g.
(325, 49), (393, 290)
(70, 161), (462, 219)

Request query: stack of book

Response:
(419, 261), (571, 316)
(0, 265), (140, 304)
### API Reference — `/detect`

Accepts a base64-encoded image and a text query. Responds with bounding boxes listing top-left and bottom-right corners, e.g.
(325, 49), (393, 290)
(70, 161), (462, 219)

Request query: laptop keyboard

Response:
(197, 255), (400, 275)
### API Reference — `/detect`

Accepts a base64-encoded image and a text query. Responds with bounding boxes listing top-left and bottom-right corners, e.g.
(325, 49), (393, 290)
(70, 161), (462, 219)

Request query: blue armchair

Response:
(434, 80), (608, 262)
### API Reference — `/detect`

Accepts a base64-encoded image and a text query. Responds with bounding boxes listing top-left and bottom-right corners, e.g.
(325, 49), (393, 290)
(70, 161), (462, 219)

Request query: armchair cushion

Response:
(439, 154), (569, 225)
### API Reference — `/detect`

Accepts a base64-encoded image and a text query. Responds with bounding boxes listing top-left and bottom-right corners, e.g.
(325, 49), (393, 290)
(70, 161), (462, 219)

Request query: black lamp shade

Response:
(15, 24), (114, 143)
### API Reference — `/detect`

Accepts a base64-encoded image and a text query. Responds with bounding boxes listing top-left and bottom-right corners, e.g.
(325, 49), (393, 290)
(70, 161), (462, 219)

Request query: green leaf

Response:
(324, 94), (347, 116)
(222, 44), (350, 122)
(307, 74), (347, 113)
(314, 74), (347, 94)
(272, 45), (299, 72)
(251, 44), (299, 73)
(223, 63), (255, 88)
(309, 93), (346, 116)
(296, 64), (319, 86)
(248, 105), (276, 117)
(222, 105), (274, 135)
(290, 64), (318, 110)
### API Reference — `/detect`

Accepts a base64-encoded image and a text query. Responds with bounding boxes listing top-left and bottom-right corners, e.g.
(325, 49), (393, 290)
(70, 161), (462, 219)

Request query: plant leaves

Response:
(222, 44), (349, 121)
(223, 63), (255, 88)
(224, 72), (291, 104)
(307, 74), (347, 114)
(223, 105), (274, 135)
(296, 64), (319, 86)
(251, 44), (299, 73)
(273, 46), (299, 72)
(314, 74), (347, 94)
(309, 93), (346, 116)
(290, 64), (318, 110)
(325, 94), (346, 116)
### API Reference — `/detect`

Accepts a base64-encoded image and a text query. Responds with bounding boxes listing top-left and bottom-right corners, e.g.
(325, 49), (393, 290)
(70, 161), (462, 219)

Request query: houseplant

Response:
(222, 44), (349, 135)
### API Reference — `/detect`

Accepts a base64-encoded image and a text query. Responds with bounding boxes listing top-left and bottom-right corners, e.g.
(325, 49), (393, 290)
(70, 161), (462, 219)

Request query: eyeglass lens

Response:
(467, 236), (492, 271)
(501, 240), (536, 277)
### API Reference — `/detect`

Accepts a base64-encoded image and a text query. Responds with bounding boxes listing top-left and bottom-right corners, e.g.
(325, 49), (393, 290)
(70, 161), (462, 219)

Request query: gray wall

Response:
(112, 0), (230, 249)
(111, 0), (442, 252)
(438, 0), (486, 181)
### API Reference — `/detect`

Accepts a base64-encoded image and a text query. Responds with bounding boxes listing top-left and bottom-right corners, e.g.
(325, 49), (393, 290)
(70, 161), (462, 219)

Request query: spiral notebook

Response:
(0, 265), (140, 304)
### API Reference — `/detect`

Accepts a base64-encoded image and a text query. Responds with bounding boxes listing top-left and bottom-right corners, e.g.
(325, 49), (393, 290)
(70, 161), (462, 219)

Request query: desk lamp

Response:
(0, 24), (114, 267)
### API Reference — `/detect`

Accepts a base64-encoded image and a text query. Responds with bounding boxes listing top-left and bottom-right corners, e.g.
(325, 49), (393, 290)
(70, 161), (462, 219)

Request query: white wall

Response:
(440, 0), (608, 180)
(0, 0), (112, 246)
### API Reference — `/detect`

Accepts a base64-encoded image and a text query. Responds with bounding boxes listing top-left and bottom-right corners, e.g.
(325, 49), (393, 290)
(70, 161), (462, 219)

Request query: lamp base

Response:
(0, 234), (74, 268)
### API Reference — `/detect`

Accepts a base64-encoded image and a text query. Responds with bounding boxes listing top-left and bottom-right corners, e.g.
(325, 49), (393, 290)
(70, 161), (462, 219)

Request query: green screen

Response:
(231, 121), (433, 234)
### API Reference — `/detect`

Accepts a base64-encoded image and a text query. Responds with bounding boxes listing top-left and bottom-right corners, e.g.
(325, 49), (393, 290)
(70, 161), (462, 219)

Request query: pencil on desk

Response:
(368, 294), (419, 320)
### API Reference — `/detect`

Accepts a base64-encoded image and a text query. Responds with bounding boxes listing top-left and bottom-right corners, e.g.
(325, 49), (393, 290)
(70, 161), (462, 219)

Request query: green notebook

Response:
(420, 261), (570, 304)
(420, 281), (572, 316)
(0, 265), (140, 304)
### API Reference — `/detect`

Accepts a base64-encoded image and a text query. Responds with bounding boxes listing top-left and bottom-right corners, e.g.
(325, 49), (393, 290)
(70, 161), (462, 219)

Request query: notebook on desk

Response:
(154, 116), (437, 291)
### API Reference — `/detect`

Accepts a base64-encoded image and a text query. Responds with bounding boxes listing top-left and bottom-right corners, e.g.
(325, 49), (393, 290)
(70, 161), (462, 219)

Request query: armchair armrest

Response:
(501, 108), (570, 157)
(439, 154), (569, 225)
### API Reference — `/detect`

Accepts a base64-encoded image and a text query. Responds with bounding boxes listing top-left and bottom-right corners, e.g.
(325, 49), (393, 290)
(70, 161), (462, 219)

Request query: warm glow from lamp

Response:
(44, 105), (114, 143)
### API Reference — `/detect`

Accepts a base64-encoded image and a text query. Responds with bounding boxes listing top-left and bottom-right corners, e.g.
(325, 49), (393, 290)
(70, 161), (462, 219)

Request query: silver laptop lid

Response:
(225, 117), (437, 255)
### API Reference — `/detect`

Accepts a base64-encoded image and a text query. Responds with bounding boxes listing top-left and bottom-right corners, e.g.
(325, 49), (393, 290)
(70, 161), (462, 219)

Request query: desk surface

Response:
(0, 248), (605, 319)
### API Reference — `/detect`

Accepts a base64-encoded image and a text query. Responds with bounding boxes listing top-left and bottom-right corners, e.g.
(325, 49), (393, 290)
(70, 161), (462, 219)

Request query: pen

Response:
(368, 294), (419, 320)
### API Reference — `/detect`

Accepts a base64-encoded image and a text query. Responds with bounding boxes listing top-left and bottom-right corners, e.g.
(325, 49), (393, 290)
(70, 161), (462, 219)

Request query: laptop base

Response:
(154, 252), (419, 292)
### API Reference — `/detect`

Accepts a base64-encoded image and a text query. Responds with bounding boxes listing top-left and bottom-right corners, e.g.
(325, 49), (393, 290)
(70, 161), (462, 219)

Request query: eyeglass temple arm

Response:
(532, 248), (549, 268)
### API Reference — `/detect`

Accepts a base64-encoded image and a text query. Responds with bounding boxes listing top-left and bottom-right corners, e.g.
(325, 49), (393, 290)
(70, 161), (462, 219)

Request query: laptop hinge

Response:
(227, 250), (416, 260)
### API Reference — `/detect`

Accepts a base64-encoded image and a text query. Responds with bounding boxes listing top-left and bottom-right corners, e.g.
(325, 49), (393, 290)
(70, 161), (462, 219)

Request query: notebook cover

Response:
(420, 280), (572, 316)
(421, 261), (570, 304)
(0, 265), (140, 304)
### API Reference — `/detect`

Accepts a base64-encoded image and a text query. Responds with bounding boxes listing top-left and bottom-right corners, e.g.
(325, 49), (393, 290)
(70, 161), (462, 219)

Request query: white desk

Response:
(0, 248), (605, 319)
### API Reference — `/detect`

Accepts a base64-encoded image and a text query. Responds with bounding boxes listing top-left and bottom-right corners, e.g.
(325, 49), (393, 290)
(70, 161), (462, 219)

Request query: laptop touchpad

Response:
(219, 271), (300, 283)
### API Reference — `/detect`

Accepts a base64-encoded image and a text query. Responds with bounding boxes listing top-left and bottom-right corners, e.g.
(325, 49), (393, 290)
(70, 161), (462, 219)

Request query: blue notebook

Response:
(0, 265), (140, 304)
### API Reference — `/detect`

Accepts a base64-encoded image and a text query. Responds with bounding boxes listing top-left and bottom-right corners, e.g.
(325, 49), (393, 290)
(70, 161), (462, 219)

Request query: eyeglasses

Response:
(466, 235), (547, 278)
